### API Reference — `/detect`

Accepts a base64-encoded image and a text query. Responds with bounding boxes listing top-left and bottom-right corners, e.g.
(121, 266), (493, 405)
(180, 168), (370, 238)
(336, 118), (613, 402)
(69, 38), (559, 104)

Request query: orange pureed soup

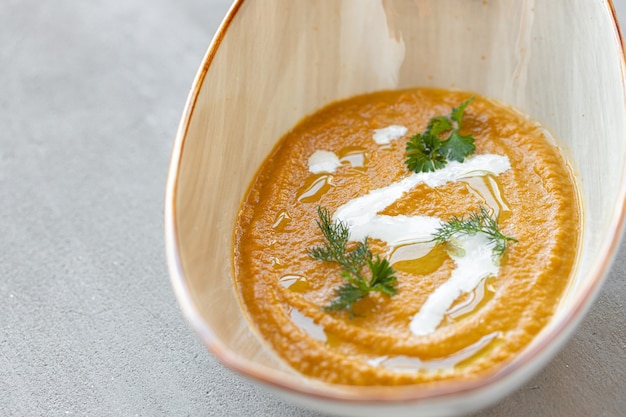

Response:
(234, 88), (580, 385)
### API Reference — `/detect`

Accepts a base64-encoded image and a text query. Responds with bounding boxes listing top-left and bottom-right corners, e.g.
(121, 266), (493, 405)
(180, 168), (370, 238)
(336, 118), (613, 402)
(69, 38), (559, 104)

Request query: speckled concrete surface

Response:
(0, 1), (624, 416)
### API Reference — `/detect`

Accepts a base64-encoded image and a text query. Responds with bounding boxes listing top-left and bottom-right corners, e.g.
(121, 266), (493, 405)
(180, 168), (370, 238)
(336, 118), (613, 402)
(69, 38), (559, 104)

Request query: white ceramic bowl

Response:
(165, 1), (626, 416)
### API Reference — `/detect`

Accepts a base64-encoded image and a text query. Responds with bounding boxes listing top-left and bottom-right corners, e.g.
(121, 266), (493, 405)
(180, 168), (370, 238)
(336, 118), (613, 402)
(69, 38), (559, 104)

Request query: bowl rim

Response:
(164, 0), (626, 404)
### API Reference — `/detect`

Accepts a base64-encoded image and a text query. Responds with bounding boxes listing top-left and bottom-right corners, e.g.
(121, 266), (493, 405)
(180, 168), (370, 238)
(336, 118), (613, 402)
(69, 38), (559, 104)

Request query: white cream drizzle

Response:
(409, 233), (499, 336)
(332, 154), (511, 336)
(334, 154), (510, 229)
(308, 150), (341, 174)
(372, 125), (408, 145)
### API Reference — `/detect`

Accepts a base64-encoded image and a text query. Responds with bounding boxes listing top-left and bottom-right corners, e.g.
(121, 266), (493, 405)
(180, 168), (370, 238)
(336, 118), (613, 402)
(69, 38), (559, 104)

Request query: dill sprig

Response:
(308, 207), (397, 316)
(432, 206), (517, 259)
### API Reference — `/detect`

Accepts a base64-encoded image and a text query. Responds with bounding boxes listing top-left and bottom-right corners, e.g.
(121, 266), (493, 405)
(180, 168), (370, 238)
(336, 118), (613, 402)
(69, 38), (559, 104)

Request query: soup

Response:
(233, 88), (580, 385)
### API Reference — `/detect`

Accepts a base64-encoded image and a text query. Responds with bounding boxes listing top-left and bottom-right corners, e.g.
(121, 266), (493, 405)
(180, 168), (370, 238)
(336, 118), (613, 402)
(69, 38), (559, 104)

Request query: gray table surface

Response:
(1, 1), (624, 416)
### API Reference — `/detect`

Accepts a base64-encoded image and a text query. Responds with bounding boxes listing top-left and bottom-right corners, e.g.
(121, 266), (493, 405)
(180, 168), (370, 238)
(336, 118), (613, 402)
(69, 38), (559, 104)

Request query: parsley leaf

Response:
(308, 207), (398, 316)
(451, 97), (474, 129)
(426, 115), (453, 136)
(367, 255), (397, 296)
(440, 130), (476, 162)
(405, 98), (476, 173)
(405, 133), (447, 173)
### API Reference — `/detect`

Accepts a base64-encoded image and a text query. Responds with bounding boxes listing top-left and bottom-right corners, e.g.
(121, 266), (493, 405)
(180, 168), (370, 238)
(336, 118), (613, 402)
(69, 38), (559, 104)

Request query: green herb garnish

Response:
(405, 97), (476, 173)
(308, 207), (397, 316)
(431, 206), (517, 259)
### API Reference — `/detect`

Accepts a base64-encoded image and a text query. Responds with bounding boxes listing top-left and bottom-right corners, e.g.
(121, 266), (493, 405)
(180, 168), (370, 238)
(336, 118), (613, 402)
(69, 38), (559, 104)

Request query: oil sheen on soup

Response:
(233, 88), (580, 385)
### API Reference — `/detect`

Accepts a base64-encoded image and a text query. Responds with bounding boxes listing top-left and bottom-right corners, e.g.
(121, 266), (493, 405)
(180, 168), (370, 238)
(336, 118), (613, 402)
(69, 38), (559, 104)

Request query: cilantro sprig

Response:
(432, 206), (517, 259)
(405, 98), (476, 173)
(308, 207), (397, 316)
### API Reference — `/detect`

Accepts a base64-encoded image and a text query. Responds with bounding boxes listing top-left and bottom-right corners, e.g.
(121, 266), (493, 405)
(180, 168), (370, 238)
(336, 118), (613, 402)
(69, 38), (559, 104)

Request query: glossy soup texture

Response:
(233, 88), (580, 385)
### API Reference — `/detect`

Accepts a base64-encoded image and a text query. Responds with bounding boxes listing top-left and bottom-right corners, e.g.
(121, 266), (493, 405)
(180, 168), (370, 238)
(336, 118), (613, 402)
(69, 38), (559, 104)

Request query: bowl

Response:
(165, 1), (626, 416)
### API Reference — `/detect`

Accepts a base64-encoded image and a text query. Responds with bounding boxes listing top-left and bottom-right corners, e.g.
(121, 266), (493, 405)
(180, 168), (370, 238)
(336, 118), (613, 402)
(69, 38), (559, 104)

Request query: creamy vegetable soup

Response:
(233, 88), (580, 385)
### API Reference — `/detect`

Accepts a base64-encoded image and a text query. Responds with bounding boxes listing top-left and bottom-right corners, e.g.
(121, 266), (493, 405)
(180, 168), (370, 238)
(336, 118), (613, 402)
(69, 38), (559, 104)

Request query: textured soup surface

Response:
(234, 88), (579, 385)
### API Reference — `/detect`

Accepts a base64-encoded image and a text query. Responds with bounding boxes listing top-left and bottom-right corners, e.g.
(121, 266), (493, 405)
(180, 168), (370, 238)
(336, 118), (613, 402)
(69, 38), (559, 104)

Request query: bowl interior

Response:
(167, 0), (626, 404)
